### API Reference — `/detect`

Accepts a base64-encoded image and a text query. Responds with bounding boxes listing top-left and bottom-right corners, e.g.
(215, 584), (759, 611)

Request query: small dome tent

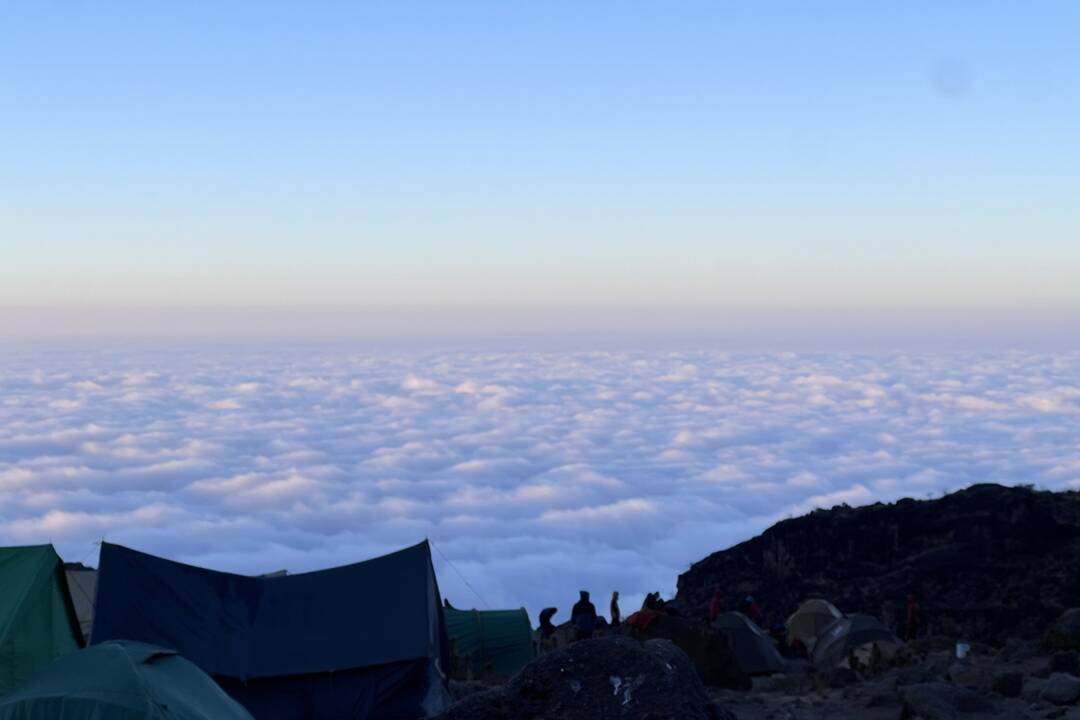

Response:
(786, 598), (842, 650)
(712, 612), (784, 675)
(0, 640), (254, 720)
(812, 614), (901, 670)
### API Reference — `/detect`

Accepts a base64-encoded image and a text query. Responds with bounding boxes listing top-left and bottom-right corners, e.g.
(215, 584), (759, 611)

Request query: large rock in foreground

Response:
(433, 635), (725, 720)
(675, 484), (1080, 645)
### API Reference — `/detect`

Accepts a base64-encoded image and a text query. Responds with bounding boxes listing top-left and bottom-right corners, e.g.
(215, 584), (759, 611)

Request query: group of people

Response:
(535, 592), (605, 645)
(568, 590), (623, 640)
(545, 588), (923, 648)
(558, 589), (673, 641)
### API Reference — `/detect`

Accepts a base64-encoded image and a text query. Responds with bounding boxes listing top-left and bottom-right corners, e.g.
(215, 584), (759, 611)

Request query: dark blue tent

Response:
(91, 541), (451, 720)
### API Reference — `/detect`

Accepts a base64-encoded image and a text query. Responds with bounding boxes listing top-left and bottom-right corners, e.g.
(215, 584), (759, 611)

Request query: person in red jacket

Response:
(906, 594), (921, 641)
(745, 595), (764, 626)
(709, 588), (724, 622)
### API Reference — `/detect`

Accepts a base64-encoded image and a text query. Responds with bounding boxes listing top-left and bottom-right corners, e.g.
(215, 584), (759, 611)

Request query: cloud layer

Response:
(2, 346), (1078, 622)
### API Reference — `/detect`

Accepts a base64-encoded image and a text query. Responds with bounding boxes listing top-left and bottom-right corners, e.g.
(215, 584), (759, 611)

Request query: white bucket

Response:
(956, 642), (971, 659)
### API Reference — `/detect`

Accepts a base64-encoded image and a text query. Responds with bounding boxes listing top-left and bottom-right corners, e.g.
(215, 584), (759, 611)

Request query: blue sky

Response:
(2, 2), (1078, 315)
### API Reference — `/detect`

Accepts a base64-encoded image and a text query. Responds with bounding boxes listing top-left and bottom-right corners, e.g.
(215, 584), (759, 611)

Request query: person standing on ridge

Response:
(610, 591), (621, 627)
(571, 591), (598, 641)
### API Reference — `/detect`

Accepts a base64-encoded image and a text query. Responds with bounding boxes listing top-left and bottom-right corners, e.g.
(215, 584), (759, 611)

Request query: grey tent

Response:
(812, 614), (901, 669)
(63, 564), (97, 642)
(712, 612), (784, 675)
(91, 541), (451, 720)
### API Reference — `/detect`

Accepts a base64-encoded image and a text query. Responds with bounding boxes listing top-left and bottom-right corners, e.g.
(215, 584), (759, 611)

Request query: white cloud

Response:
(1018, 387), (1080, 414)
(0, 346), (1078, 622)
(450, 458), (530, 475)
(787, 471), (823, 488)
(540, 498), (657, 523)
(922, 393), (1008, 412)
(401, 375), (442, 393)
(72, 381), (104, 393)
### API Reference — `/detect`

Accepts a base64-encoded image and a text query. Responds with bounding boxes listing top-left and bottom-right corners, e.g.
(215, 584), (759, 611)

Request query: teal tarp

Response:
(0, 640), (254, 720)
(0, 546), (83, 696)
(444, 608), (534, 679)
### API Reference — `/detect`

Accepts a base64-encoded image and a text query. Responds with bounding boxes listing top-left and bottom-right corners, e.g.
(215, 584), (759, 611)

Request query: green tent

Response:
(444, 608), (535, 680)
(0, 641), (254, 720)
(0, 546), (83, 696)
(712, 612), (785, 675)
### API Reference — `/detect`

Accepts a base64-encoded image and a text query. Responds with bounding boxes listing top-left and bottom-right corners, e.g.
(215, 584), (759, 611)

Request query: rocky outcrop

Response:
(675, 484), (1080, 645)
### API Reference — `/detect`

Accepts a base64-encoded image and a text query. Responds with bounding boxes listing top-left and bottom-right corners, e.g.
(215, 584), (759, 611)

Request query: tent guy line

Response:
(430, 538), (490, 610)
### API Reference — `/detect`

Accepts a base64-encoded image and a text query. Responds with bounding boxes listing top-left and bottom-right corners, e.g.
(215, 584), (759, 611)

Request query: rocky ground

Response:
(444, 629), (1080, 719)
(711, 637), (1080, 719)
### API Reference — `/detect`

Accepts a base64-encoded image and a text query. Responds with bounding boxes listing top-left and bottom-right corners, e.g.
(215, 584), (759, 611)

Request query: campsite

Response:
(2, 484), (1080, 719)
(5, 0), (1078, 715)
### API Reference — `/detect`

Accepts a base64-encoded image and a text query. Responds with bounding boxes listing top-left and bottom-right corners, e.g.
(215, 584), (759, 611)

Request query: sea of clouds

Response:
(2, 345), (1078, 622)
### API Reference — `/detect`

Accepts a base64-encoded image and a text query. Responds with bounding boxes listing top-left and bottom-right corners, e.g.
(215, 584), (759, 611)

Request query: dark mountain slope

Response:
(674, 484), (1080, 644)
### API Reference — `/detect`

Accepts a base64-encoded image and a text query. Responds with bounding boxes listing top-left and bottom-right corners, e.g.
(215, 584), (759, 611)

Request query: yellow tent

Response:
(786, 599), (842, 649)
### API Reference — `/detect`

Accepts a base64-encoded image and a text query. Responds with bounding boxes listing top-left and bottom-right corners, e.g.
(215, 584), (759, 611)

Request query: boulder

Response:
(1023, 676), (1048, 702)
(895, 654), (952, 687)
(433, 635), (726, 720)
(991, 671), (1023, 698)
(948, 662), (999, 693)
(1046, 610), (1080, 652)
(1041, 673), (1080, 706)
(826, 666), (858, 689)
(899, 682), (999, 719)
(863, 685), (901, 709)
(996, 637), (1041, 662)
(1052, 652), (1080, 676)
